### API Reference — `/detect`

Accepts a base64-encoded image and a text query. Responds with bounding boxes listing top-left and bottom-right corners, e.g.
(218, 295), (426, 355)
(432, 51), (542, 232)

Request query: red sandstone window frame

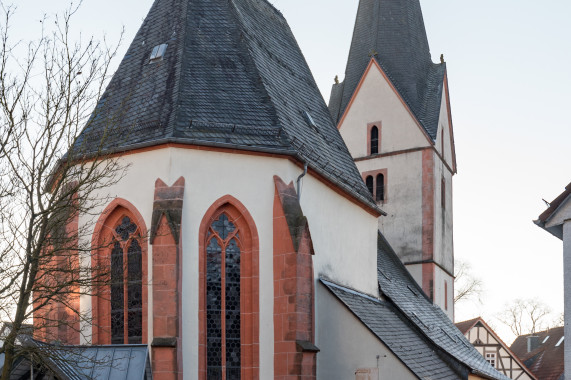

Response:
(91, 198), (148, 345)
(367, 122), (382, 156)
(198, 195), (259, 380)
(362, 169), (388, 203)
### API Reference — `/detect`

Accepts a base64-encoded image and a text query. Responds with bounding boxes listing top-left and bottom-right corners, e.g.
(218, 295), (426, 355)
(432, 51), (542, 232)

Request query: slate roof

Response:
(0, 342), (151, 380)
(511, 327), (565, 380)
(534, 182), (571, 239)
(74, 0), (380, 213)
(322, 279), (468, 379)
(376, 233), (509, 380)
(328, 0), (446, 140)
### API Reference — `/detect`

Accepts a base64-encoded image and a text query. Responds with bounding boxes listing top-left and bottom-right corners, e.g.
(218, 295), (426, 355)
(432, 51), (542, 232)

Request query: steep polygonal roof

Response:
(75, 0), (379, 213)
(329, 0), (446, 139)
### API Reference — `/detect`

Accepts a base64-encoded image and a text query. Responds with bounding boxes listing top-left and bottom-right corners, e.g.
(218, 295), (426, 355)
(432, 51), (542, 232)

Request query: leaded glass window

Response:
(110, 216), (143, 344)
(206, 213), (241, 380)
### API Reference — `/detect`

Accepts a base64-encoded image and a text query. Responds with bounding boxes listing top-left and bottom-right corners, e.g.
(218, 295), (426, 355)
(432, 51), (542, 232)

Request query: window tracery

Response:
(109, 216), (143, 344)
(206, 213), (242, 379)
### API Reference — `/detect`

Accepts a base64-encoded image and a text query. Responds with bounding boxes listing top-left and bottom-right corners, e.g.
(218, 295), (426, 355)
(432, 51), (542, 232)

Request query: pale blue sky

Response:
(11, 0), (571, 342)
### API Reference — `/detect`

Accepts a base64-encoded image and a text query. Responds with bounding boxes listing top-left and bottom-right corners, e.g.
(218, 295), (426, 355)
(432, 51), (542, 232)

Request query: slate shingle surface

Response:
(377, 233), (510, 380)
(322, 279), (468, 379)
(74, 0), (379, 212)
(329, 0), (446, 140)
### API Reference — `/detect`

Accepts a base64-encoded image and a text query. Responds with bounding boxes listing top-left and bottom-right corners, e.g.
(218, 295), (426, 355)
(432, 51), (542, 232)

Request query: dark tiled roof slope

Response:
(377, 234), (510, 380)
(322, 279), (469, 379)
(74, 0), (379, 212)
(511, 327), (564, 380)
(329, 0), (446, 140)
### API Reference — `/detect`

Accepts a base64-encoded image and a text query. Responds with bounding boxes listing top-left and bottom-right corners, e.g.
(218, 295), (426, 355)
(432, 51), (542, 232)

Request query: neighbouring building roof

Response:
(455, 317), (538, 380)
(511, 327), (565, 380)
(74, 0), (380, 214)
(323, 233), (509, 380)
(0, 342), (151, 380)
(328, 0), (446, 140)
(534, 182), (571, 239)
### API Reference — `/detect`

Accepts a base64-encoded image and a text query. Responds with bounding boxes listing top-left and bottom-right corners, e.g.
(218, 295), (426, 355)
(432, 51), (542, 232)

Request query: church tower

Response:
(330, 0), (457, 319)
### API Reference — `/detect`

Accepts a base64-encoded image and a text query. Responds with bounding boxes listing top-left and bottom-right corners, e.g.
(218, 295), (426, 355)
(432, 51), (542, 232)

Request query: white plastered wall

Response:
(338, 62), (430, 158)
(436, 89), (455, 171)
(357, 152), (424, 264)
(316, 285), (417, 380)
(78, 146), (380, 379)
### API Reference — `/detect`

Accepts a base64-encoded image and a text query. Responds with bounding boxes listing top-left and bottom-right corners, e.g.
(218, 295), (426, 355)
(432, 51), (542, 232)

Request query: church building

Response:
(17, 0), (509, 379)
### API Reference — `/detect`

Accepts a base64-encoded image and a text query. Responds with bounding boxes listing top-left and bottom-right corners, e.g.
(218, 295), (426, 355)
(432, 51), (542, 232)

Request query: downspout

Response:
(297, 163), (308, 201)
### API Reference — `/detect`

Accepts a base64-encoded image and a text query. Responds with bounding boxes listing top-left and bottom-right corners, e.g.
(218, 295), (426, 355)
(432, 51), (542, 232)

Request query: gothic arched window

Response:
(110, 216), (143, 344)
(91, 200), (148, 346)
(366, 176), (374, 196)
(376, 173), (385, 202)
(370, 126), (379, 155)
(199, 197), (259, 380)
(206, 214), (241, 379)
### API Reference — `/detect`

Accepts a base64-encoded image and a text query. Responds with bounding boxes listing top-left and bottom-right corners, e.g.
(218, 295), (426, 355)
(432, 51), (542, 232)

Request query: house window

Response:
(206, 213), (242, 379)
(110, 216), (143, 344)
(376, 174), (385, 202)
(370, 126), (379, 155)
(366, 176), (374, 196)
(485, 353), (496, 368)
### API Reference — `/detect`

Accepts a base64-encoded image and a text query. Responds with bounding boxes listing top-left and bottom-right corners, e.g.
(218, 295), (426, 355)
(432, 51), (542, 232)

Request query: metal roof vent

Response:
(149, 44), (168, 63)
(303, 111), (318, 132)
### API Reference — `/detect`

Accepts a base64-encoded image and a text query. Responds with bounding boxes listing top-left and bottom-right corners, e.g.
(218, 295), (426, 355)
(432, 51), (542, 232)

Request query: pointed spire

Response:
(330, 0), (445, 139)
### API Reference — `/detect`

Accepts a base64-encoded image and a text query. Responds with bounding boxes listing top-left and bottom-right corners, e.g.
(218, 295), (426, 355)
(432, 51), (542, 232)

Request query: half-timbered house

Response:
(457, 318), (536, 380)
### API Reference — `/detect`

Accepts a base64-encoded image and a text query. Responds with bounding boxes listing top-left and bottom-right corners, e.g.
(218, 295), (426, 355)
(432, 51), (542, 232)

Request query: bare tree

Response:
(497, 298), (552, 337)
(454, 259), (483, 304)
(0, 2), (125, 378)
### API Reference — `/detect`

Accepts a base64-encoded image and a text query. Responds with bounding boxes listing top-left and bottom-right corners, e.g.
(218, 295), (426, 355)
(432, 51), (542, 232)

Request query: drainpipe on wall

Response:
(297, 163), (308, 201)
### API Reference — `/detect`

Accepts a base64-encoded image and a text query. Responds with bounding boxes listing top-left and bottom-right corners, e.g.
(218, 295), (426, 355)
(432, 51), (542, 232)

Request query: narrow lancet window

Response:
(206, 213), (242, 379)
(376, 174), (385, 202)
(110, 216), (143, 344)
(370, 126), (379, 155)
(366, 176), (374, 196)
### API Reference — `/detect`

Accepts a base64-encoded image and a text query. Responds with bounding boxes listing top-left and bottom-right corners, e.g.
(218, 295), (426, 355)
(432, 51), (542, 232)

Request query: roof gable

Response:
(338, 58), (435, 151)
(75, 0), (380, 213)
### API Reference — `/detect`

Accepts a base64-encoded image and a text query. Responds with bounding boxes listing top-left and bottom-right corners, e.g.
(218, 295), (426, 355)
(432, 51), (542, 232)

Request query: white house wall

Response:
(316, 286), (417, 380)
(338, 62), (430, 158)
(78, 147), (380, 379)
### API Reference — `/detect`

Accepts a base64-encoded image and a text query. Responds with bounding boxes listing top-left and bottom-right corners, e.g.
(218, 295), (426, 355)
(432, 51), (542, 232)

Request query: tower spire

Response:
(329, 0), (445, 139)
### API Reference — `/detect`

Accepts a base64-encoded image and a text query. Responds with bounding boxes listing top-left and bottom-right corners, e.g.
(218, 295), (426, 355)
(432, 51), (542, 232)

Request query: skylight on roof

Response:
(303, 111), (318, 131)
(150, 44), (168, 63)
(556, 336), (564, 347)
(542, 336), (550, 344)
